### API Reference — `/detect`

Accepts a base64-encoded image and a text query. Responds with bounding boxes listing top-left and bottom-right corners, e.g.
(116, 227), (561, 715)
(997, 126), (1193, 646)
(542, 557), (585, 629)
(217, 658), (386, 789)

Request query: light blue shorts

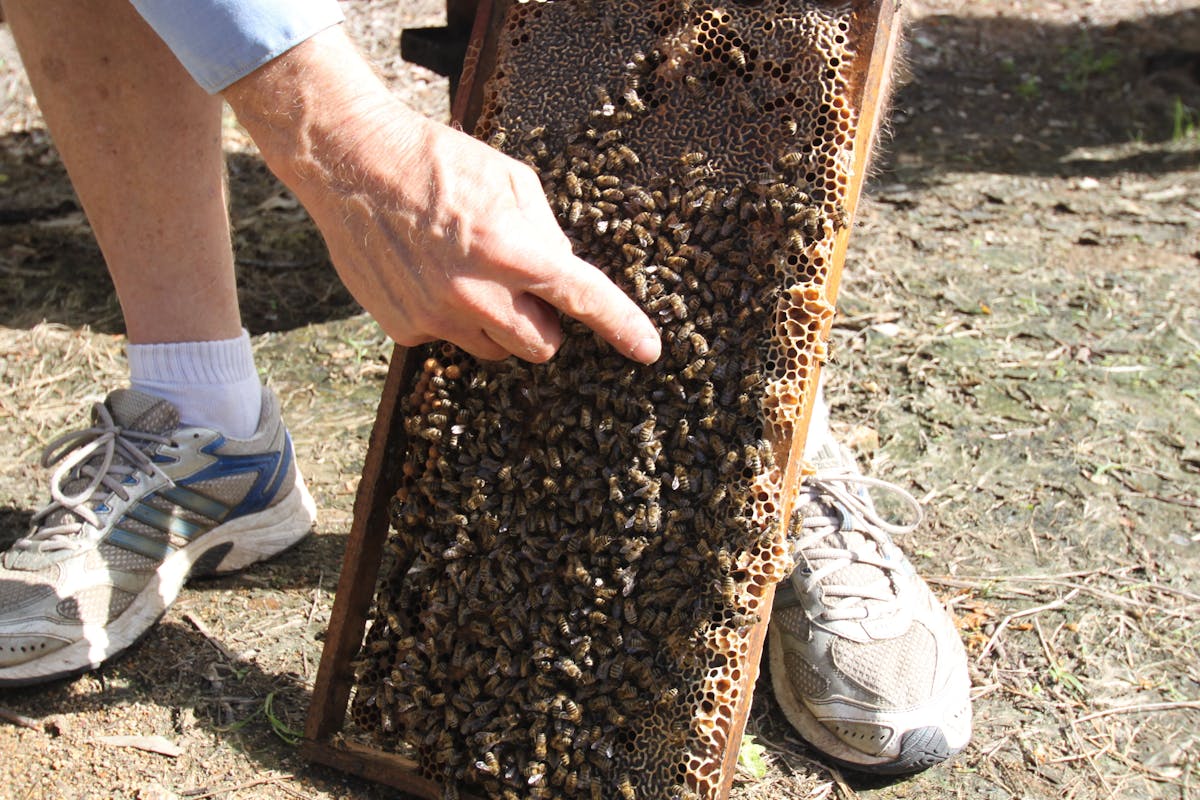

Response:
(130, 0), (345, 93)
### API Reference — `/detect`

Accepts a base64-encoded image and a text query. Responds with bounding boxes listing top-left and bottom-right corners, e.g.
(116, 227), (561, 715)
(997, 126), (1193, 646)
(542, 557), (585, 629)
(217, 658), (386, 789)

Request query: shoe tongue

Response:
(798, 444), (896, 614)
(806, 442), (846, 472)
(104, 389), (180, 436)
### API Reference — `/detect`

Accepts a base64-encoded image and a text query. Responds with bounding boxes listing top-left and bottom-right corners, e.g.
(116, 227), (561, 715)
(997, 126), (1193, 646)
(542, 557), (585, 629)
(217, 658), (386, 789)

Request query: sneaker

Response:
(768, 427), (972, 774)
(0, 387), (316, 686)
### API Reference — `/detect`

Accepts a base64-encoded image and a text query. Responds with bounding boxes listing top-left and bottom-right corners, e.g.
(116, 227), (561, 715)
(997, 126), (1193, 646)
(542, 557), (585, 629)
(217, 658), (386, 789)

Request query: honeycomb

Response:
(351, 2), (868, 798)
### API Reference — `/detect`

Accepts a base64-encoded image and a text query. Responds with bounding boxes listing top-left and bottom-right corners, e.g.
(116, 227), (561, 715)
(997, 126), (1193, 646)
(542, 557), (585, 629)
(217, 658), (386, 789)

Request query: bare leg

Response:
(3, 0), (241, 344)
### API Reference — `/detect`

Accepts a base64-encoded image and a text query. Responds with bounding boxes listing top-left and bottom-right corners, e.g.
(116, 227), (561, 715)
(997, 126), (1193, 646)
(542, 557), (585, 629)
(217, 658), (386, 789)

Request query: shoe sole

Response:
(767, 624), (967, 774)
(0, 471), (317, 688)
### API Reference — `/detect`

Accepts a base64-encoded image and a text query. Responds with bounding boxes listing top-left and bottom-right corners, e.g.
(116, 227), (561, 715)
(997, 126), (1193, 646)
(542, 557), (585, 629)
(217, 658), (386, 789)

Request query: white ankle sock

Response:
(127, 330), (263, 439)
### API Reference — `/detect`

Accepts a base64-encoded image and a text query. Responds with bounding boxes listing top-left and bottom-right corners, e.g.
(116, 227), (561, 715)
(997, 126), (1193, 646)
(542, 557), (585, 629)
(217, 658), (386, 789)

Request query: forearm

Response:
(222, 27), (422, 201)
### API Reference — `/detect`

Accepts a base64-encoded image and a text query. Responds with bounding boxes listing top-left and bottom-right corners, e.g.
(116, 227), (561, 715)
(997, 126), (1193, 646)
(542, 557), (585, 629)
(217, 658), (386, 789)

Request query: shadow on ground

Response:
(889, 7), (1200, 180)
(0, 610), (391, 799)
(0, 136), (357, 335)
(0, 506), (32, 550)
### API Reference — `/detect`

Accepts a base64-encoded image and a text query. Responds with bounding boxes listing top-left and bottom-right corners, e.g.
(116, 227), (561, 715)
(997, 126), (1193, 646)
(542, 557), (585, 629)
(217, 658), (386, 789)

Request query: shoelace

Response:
(792, 466), (923, 623)
(16, 403), (173, 553)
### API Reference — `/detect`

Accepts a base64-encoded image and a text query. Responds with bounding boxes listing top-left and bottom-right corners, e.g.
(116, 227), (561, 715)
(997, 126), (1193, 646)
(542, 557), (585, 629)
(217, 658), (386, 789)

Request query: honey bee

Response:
(610, 217), (632, 244)
(681, 358), (706, 381)
(646, 504), (662, 530)
(623, 223), (647, 248)
(830, 202), (850, 230)
(623, 89), (646, 112)
(682, 165), (714, 186)
(720, 575), (737, 605)
(734, 87), (755, 115)
(555, 658), (583, 681)
(614, 144), (640, 166)
(679, 151), (707, 167)
(597, 129), (623, 148)
(668, 294), (687, 319)
(621, 243), (647, 265)
(728, 45), (747, 69)
(745, 444), (763, 473)
(565, 171), (582, 198)
(666, 255), (689, 272)
(628, 187), (654, 210)
(533, 730), (547, 759)
(561, 698), (583, 723)
(792, 206), (822, 243)
(672, 466), (693, 493)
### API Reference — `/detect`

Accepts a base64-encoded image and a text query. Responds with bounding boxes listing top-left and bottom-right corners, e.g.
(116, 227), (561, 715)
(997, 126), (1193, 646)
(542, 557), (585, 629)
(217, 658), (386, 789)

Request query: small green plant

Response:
(1048, 663), (1087, 697)
(1016, 75), (1041, 100)
(215, 691), (303, 746)
(1059, 37), (1120, 94)
(1172, 96), (1199, 141)
(264, 691), (303, 745)
(737, 735), (769, 780)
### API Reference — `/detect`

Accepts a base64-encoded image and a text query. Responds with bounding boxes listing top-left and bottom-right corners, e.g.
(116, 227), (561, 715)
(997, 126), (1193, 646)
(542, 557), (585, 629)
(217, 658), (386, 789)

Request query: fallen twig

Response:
(0, 706), (42, 730)
(977, 588), (1081, 663)
(183, 611), (238, 664)
(1076, 701), (1200, 724)
(180, 774), (287, 799)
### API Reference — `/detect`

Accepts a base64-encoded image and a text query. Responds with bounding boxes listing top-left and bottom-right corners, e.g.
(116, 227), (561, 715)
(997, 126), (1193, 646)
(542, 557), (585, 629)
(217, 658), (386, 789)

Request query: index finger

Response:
(529, 253), (662, 364)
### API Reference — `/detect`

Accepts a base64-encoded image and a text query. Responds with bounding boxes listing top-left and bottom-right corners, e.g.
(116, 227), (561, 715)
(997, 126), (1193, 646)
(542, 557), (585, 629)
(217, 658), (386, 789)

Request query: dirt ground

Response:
(0, 1), (1197, 798)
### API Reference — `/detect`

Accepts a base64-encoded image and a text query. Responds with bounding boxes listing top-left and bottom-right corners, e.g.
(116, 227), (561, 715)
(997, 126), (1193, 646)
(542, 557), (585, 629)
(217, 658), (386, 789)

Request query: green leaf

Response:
(737, 734), (769, 780)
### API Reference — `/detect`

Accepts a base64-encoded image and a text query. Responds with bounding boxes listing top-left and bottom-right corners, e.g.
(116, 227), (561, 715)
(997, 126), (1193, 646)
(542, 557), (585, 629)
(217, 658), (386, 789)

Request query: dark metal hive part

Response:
(342, 2), (890, 798)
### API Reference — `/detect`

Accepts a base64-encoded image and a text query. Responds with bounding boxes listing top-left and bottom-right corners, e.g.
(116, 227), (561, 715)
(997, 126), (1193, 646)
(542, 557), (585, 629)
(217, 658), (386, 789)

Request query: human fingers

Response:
(480, 291), (564, 363)
(442, 325), (511, 362)
(508, 175), (661, 362)
(524, 252), (662, 364)
(378, 301), (512, 362)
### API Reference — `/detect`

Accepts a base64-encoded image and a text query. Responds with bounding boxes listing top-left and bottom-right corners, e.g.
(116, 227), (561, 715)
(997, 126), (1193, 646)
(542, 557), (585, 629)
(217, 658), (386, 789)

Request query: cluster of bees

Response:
(351, 2), (859, 798)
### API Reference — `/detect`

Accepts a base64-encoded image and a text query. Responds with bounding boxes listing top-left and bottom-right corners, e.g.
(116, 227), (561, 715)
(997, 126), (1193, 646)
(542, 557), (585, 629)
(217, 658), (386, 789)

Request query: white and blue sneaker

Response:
(769, 420), (972, 773)
(0, 387), (316, 686)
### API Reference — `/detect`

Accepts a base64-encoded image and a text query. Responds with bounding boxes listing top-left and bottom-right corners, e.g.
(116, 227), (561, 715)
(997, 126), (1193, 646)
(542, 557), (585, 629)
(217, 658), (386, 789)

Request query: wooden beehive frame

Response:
(302, 2), (901, 797)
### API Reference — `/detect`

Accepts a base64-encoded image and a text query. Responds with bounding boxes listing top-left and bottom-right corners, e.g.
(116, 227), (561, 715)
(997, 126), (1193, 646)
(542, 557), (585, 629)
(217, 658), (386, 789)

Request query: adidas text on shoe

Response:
(0, 388), (316, 686)
(768, 441), (972, 774)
